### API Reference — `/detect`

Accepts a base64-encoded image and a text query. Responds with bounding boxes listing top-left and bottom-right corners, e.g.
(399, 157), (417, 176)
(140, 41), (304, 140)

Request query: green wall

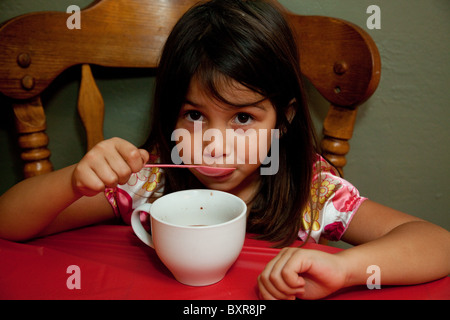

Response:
(1, 1), (449, 238)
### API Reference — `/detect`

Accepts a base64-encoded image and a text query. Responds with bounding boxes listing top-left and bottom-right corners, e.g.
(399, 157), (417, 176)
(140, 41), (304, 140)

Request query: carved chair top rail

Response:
(0, 0), (380, 108)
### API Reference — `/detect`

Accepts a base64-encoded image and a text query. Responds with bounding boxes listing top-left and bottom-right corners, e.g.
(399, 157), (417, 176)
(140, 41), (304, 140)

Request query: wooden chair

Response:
(0, 0), (380, 178)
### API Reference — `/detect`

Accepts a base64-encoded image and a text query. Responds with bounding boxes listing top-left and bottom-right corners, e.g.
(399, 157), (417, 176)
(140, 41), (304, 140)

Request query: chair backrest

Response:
(0, 0), (380, 178)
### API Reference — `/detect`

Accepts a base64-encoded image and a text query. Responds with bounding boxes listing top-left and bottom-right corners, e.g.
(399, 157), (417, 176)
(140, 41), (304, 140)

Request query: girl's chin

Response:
(195, 174), (236, 190)
(191, 170), (237, 190)
(192, 167), (261, 200)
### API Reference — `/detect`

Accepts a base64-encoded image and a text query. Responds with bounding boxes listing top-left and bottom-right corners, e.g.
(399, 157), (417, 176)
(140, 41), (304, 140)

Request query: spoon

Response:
(144, 164), (236, 177)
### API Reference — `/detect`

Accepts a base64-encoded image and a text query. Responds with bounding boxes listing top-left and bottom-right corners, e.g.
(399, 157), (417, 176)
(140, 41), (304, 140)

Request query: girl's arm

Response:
(338, 200), (450, 286)
(0, 137), (149, 241)
(258, 200), (450, 300)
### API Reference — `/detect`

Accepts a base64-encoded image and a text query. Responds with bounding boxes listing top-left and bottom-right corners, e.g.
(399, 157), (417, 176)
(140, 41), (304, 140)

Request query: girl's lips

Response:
(193, 166), (235, 177)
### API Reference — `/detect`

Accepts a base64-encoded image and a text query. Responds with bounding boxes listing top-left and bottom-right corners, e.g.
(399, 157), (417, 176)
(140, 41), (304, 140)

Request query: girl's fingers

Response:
(94, 138), (148, 185)
(115, 140), (148, 173)
(258, 275), (298, 300)
(72, 165), (107, 197)
(270, 249), (305, 290)
(258, 248), (304, 300)
(258, 277), (296, 300)
(280, 250), (308, 288)
(102, 153), (132, 185)
(73, 138), (149, 195)
(139, 149), (150, 166)
(92, 157), (123, 187)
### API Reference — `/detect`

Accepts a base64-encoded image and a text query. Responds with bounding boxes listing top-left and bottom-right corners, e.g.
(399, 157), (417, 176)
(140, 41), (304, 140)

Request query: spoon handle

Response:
(144, 164), (207, 169)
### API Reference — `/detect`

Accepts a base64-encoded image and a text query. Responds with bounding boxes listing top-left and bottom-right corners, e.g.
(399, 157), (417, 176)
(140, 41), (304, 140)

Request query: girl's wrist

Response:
(335, 249), (369, 288)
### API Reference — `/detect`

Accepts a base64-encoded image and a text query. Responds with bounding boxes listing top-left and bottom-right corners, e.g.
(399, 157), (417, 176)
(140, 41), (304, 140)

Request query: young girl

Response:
(0, 0), (448, 300)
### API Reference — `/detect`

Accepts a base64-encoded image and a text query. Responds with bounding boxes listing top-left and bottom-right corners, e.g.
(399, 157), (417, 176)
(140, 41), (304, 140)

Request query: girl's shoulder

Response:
(313, 154), (340, 177)
(299, 154), (367, 243)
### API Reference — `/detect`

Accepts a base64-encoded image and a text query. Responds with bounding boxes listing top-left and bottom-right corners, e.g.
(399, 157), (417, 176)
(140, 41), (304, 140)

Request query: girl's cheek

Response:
(231, 129), (272, 167)
(172, 128), (196, 164)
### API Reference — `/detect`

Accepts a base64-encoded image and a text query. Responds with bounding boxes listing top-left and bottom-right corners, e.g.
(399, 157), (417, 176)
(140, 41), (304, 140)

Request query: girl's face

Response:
(174, 77), (277, 202)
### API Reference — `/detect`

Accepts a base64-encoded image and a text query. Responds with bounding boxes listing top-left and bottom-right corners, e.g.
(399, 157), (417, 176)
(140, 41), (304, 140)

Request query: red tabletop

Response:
(0, 224), (448, 300)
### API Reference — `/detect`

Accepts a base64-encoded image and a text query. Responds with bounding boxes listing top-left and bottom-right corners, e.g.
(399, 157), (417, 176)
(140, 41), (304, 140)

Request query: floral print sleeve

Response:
(105, 154), (165, 226)
(298, 156), (367, 243)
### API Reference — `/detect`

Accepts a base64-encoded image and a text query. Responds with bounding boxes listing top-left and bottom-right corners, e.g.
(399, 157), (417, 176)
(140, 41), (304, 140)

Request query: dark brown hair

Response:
(144, 0), (318, 247)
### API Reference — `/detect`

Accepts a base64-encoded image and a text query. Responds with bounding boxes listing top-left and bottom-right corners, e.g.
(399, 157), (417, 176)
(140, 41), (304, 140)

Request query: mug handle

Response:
(130, 203), (155, 248)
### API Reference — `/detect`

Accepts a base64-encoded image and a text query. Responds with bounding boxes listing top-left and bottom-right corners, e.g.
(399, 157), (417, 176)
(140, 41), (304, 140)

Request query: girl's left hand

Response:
(257, 247), (347, 300)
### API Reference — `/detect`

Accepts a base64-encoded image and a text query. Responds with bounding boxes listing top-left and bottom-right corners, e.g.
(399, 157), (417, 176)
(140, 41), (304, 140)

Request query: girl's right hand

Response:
(71, 137), (150, 197)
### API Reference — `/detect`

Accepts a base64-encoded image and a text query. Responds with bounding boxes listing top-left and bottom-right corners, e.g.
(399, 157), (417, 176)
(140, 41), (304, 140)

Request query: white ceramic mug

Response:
(131, 189), (247, 286)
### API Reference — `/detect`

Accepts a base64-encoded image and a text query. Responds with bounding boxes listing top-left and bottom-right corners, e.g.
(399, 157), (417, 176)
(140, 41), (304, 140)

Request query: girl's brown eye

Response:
(235, 113), (253, 125)
(185, 111), (204, 122)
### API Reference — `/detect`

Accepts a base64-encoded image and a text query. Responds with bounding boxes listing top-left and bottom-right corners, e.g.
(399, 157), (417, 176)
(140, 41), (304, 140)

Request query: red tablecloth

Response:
(0, 224), (448, 300)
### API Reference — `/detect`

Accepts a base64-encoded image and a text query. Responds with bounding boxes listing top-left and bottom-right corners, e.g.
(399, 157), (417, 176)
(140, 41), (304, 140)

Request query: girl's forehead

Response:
(187, 76), (268, 108)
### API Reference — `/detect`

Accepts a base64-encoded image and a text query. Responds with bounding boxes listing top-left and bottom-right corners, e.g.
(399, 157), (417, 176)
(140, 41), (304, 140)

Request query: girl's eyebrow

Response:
(184, 99), (202, 108)
(183, 98), (269, 111)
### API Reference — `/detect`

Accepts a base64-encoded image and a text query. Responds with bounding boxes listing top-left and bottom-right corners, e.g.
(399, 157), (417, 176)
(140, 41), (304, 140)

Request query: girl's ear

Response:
(279, 99), (296, 137)
(285, 98), (296, 124)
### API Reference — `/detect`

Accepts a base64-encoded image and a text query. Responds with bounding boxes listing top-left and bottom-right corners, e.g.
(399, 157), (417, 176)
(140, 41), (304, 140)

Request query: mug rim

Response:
(148, 189), (247, 230)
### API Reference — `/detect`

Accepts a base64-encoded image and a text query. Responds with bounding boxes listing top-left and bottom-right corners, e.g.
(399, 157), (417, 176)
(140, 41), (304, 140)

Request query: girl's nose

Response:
(202, 128), (230, 164)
